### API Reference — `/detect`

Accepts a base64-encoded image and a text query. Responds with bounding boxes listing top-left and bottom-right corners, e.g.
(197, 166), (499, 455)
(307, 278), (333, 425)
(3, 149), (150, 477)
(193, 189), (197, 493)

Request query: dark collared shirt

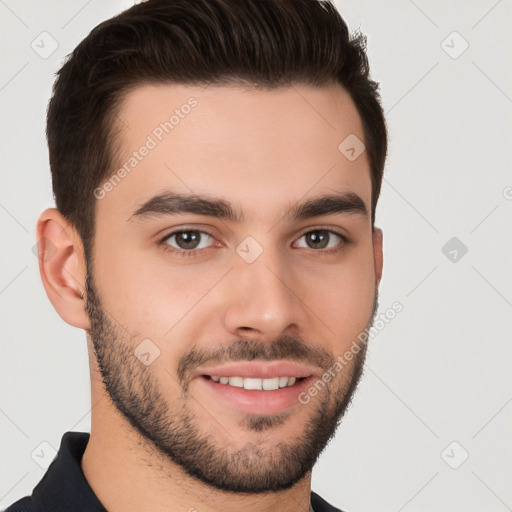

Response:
(5, 432), (343, 512)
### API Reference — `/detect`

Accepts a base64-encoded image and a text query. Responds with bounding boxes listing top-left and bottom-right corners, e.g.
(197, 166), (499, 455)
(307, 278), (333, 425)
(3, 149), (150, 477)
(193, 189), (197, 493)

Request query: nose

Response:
(222, 246), (304, 342)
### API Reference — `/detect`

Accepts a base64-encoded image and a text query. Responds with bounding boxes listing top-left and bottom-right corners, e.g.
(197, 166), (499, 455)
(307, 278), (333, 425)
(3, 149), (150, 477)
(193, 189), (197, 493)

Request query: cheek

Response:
(302, 250), (376, 350)
(93, 241), (223, 341)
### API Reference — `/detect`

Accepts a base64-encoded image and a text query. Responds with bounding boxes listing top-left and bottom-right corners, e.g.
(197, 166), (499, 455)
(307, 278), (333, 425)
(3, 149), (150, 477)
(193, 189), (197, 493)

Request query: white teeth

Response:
(262, 377), (280, 390)
(228, 376), (244, 388)
(209, 376), (298, 389)
(243, 378), (262, 390)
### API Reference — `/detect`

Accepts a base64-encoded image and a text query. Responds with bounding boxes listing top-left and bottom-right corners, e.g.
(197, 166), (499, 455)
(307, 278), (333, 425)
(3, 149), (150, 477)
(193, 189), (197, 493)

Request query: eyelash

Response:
(159, 227), (349, 258)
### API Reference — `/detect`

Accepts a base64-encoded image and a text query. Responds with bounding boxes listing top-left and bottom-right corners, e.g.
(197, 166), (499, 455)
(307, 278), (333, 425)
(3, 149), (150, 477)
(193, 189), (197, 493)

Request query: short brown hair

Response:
(47, 0), (387, 255)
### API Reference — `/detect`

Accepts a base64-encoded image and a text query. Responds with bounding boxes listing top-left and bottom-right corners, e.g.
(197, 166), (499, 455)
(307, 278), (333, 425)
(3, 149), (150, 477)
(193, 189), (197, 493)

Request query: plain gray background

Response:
(1, 1), (511, 511)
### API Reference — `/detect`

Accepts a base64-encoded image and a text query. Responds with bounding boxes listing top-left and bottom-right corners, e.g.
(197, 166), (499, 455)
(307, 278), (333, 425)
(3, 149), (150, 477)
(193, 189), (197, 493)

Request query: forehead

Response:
(100, 82), (371, 223)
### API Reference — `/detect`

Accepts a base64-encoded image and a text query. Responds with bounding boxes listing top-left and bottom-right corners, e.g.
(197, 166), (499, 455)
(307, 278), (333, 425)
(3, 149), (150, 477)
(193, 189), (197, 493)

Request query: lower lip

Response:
(197, 376), (313, 415)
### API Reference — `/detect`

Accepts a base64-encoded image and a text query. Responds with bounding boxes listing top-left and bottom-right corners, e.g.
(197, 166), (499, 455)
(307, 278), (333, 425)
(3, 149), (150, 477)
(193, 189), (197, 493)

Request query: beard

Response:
(85, 268), (377, 494)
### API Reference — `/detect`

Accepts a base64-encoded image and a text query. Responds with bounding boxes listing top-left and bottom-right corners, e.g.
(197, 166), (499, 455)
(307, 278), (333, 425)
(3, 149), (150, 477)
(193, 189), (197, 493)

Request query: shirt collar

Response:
(31, 431), (107, 511)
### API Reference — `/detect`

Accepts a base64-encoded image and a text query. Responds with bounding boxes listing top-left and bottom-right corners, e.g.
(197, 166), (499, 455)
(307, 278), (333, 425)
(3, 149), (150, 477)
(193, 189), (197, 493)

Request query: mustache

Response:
(177, 292), (379, 385)
(177, 335), (335, 384)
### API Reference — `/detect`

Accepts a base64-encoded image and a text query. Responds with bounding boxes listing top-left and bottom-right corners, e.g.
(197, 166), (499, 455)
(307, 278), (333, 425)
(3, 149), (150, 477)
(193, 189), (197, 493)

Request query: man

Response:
(6, 0), (386, 510)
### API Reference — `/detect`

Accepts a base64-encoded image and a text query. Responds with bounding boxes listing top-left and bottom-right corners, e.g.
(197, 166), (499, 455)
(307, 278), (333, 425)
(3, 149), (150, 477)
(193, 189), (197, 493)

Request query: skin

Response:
(37, 83), (383, 512)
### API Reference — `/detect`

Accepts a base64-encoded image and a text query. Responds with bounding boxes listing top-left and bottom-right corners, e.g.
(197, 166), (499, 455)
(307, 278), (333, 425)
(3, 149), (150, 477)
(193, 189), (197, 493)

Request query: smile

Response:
(206, 375), (300, 390)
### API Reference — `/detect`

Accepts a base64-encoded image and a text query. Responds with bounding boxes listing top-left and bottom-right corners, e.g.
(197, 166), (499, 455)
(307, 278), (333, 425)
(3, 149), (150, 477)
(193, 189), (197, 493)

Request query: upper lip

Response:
(195, 360), (319, 379)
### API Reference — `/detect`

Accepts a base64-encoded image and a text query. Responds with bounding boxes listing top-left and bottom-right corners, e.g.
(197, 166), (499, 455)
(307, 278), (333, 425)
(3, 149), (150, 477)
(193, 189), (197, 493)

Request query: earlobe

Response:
(372, 227), (383, 285)
(36, 208), (90, 330)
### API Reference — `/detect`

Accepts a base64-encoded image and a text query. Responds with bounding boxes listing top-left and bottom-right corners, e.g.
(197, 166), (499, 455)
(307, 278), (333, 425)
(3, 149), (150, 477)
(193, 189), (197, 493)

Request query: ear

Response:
(36, 208), (90, 330)
(372, 227), (383, 286)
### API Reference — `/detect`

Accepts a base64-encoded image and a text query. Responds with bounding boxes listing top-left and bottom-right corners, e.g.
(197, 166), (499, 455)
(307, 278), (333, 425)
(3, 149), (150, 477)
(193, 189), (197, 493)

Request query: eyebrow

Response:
(129, 190), (368, 223)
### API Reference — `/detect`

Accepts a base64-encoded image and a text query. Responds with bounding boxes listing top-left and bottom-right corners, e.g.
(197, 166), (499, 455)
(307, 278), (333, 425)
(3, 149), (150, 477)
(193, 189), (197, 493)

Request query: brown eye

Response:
(164, 230), (213, 251)
(296, 230), (345, 251)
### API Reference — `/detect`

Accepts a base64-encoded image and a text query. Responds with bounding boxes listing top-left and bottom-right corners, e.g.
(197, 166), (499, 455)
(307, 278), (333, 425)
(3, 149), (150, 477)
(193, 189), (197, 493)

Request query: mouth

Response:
(194, 361), (318, 415)
(203, 375), (305, 390)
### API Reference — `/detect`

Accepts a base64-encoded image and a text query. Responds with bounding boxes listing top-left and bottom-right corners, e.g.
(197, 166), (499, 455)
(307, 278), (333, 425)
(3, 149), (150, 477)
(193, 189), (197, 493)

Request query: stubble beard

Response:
(85, 269), (377, 493)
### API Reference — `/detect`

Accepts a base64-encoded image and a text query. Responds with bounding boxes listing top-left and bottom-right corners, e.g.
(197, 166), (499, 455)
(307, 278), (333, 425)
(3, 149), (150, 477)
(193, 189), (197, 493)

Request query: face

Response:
(85, 83), (381, 493)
